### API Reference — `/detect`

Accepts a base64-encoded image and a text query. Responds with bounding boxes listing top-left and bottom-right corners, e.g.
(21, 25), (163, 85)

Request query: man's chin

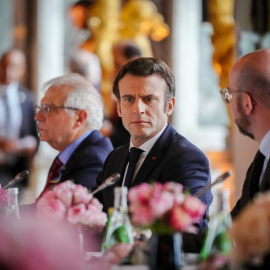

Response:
(237, 124), (255, 140)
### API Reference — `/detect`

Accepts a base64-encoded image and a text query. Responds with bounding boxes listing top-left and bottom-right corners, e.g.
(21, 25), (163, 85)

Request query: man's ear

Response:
(116, 101), (122, 117)
(166, 97), (175, 116)
(242, 92), (254, 116)
(74, 109), (88, 128)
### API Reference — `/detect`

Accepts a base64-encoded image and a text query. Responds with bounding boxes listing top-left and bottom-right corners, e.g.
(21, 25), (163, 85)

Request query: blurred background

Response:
(0, 0), (268, 212)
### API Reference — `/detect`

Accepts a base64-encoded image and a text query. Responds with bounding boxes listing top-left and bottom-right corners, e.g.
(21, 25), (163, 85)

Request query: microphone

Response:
(3, 170), (29, 190)
(91, 173), (121, 195)
(194, 171), (231, 198)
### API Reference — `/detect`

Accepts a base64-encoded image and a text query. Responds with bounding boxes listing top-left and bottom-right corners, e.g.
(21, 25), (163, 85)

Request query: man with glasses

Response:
(219, 49), (270, 218)
(35, 73), (113, 197)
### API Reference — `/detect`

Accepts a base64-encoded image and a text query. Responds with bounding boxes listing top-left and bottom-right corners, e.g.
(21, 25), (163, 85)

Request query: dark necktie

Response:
(250, 151), (265, 198)
(124, 147), (143, 188)
(40, 157), (63, 197)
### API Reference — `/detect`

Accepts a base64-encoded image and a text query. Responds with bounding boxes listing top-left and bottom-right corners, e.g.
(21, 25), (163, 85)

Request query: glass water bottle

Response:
(200, 188), (232, 260)
(101, 186), (134, 253)
(5, 187), (20, 220)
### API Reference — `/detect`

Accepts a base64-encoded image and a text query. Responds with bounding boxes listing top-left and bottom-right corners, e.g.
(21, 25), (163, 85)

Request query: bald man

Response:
(0, 49), (38, 194)
(219, 49), (270, 218)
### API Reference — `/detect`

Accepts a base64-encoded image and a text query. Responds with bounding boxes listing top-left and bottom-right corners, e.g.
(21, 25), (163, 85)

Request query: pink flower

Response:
(89, 197), (104, 211)
(128, 181), (206, 233)
(169, 206), (195, 232)
(163, 182), (183, 194)
(81, 206), (107, 230)
(73, 184), (92, 205)
(67, 203), (87, 224)
(182, 195), (207, 222)
(128, 183), (153, 205)
(149, 190), (174, 218)
(36, 181), (107, 233)
(54, 181), (74, 208)
(130, 205), (155, 224)
(36, 195), (66, 222)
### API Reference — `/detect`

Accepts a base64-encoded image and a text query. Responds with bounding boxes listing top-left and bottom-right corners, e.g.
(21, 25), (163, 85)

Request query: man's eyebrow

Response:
(121, 94), (134, 98)
(139, 94), (158, 98)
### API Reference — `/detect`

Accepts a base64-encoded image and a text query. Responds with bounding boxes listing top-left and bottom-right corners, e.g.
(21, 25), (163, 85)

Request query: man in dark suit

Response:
(219, 49), (270, 218)
(35, 73), (113, 197)
(0, 49), (38, 195)
(95, 57), (213, 236)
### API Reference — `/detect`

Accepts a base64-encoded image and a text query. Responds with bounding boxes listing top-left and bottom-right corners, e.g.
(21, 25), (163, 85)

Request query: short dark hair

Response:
(113, 57), (175, 103)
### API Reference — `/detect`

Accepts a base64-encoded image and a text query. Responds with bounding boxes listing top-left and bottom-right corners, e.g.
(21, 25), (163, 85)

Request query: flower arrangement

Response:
(36, 180), (107, 232)
(230, 191), (270, 264)
(128, 182), (206, 234)
(0, 184), (8, 213)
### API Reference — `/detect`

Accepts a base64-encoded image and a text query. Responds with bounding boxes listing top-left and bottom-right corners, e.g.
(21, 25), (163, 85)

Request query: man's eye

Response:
(42, 105), (52, 113)
(125, 97), (134, 102)
(144, 97), (153, 102)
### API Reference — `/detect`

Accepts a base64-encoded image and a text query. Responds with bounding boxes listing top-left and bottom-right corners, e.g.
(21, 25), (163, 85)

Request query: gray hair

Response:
(42, 73), (104, 130)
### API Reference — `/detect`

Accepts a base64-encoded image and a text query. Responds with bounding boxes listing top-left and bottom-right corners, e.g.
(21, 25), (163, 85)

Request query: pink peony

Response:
(89, 197), (104, 211)
(36, 196), (66, 222)
(128, 181), (206, 233)
(36, 180), (107, 233)
(169, 206), (195, 232)
(129, 205), (155, 225)
(53, 181), (74, 208)
(81, 206), (107, 230)
(149, 190), (174, 218)
(163, 181), (183, 194)
(182, 195), (207, 222)
(73, 184), (93, 205)
(67, 203), (87, 224)
(128, 183), (154, 205)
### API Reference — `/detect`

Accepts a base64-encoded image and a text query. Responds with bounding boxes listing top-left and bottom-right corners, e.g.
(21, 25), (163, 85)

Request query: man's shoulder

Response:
(160, 124), (206, 156)
(80, 131), (113, 150)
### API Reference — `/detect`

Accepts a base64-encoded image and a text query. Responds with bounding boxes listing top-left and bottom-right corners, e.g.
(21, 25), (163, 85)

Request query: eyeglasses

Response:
(35, 104), (79, 115)
(219, 87), (243, 104)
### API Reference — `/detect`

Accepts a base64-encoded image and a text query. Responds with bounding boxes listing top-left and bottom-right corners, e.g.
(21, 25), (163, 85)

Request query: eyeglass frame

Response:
(220, 87), (258, 106)
(35, 104), (79, 115)
(219, 87), (244, 104)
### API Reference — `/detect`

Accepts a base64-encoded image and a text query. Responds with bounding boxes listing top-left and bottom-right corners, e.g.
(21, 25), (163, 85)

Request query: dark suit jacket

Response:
(51, 130), (113, 190)
(95, 123), (213, 232)
(231, 151), (270, 219)
(0, 84), (38, 187)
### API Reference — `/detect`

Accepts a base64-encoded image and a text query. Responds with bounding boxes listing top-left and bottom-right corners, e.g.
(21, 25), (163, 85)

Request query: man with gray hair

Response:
(35, 73), (113, 197)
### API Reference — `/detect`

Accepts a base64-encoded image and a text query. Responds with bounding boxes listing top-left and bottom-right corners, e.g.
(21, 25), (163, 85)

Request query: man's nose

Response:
(133, 99), (145, 114)
(34, 109), (45, 121)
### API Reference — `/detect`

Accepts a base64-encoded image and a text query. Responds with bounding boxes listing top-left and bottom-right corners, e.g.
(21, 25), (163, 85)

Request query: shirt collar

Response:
(260, 129), (270, 159)
(58, 130), (93, 165)
(129, 123), (167, 155)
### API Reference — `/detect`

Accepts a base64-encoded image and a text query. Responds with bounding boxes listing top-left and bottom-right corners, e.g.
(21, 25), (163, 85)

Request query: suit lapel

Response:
(60, 131), (102, 181)
(132, 124), (176, 186)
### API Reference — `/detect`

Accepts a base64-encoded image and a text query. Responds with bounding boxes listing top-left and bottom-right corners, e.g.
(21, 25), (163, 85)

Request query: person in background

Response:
(35, 73), (113, 197)
(219, 49), (270, 218)
(69, 49), (102, 92)
(109, 41), (142, 148)
(0, 49), (38, 197)
(112, 40), (142, 75)
(95, 57), (213, 252)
